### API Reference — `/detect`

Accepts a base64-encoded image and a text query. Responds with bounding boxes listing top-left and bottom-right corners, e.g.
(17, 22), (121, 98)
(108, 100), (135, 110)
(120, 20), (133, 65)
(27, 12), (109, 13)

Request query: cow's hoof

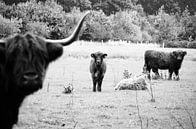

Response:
(175, 77), (180, 81)
(155, 75), (161, 79)
(97, 89), (101, 92)
(167, 78), (172, 80)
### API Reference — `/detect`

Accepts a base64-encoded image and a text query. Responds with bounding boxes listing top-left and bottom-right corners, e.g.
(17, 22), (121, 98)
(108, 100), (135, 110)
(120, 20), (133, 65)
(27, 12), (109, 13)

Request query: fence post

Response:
(162, 42), (165, 48)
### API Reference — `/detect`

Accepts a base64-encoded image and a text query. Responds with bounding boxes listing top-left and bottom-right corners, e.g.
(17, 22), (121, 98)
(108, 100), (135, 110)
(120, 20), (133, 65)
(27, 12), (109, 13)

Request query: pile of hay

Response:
(115, 74), (148, 90)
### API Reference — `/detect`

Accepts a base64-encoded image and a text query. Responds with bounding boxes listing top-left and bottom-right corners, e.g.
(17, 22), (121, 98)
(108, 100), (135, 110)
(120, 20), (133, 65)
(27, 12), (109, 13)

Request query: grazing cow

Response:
(0, 11), (90, 129)
(143, 50), (187, 80)
(90, 52), (107, 92)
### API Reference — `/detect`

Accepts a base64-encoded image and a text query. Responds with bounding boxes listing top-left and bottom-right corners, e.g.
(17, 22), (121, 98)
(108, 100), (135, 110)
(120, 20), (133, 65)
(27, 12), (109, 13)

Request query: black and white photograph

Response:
(0, 0), (196, 129)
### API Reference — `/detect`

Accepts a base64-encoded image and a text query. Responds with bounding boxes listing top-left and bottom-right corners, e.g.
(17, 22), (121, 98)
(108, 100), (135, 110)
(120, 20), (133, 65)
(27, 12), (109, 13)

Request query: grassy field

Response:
(14, 41), (196, 129)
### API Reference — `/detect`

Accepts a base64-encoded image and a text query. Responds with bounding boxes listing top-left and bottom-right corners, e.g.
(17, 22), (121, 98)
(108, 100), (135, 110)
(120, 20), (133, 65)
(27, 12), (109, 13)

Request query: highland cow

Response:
(90, 52), (107, 92)
(143, 50), (187, 80)
(0, 11), (89, 129)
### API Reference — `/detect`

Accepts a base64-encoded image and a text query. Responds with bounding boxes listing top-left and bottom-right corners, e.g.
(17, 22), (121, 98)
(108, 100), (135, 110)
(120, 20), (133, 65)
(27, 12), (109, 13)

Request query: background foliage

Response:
(0, 0), (196, 48)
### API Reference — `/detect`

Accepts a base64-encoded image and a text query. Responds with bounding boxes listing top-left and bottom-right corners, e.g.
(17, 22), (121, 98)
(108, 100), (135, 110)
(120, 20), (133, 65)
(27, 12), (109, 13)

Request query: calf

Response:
(90, 52), (107, 92)
(143, 50), (187, 80)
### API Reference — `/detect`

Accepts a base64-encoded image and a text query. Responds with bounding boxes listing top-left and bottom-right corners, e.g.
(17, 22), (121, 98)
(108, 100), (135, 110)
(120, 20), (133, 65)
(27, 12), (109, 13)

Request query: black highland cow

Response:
(143, 50), (187, 80)
(90, 52), (107, 92)
(0, 11), (90, 129)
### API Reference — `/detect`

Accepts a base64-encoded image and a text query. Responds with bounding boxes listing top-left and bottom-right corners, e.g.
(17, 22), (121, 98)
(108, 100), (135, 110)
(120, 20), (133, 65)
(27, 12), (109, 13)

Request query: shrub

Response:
(148, 7), (182, 43)
(110, 11), (142, 42)
(187, 41), (196, 49)
(123, 69), (132, 79)
(164, 40), (189, 48)
(0, 2), (8, 16)
(142, 31), (152, 42)
(26, 21), (50, 38)
(0, 15), (21, 38)
(3, 0), (72, 39)
(81, 10), (112, 42)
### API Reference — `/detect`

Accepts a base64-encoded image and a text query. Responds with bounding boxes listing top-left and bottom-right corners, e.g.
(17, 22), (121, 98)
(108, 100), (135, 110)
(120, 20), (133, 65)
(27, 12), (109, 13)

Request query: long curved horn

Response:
(44, 11), (90, 46)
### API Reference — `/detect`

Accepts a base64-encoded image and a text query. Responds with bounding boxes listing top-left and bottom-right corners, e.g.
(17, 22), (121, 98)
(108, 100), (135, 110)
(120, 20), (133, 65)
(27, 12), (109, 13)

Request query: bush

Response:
(148, 7), (182, 43)
(110, 11), (142, 42)
(81, 10), (152, 42)
(26, 21), (50, 38)
(142, 31), (152, 42)
(187, 41), (196, 49)
(81, 10), (112, 42)
(0, 0), (195, 46)
(0, 2), (8, 16)
(0, 15), (21, 38)
(164, 40), (190, 48)
(2, 0), (84, 39)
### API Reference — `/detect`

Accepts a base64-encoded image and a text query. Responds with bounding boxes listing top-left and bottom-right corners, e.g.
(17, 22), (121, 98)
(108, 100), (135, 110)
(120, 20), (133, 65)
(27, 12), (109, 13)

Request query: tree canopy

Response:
(1, 0), (196, 15)
(0, 0), (196, 48)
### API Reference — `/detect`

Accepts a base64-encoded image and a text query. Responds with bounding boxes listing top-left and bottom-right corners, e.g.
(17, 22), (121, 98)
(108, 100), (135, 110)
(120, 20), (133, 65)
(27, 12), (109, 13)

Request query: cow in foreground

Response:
(0, 11), (90, 129)
(90, 52), (107, 92)
(143, 50), (187, 80)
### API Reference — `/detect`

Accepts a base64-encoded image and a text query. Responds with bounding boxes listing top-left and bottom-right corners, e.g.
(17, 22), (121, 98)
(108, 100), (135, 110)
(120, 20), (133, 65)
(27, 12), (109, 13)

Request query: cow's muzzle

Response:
(177, 56), (182, 60)
(18, 71), (42, 94)
(22, 71), (39, 84)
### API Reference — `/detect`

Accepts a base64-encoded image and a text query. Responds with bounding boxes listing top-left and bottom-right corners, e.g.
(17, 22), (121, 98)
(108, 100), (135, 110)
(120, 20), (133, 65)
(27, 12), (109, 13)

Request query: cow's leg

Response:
(168, 69), (173, 80)
(92, 77), (97, 92)
(146, 67), (151, 79)
(152, 68), (160, 79)
(174, 70), (180, 80)
(97, 77), (103, 92)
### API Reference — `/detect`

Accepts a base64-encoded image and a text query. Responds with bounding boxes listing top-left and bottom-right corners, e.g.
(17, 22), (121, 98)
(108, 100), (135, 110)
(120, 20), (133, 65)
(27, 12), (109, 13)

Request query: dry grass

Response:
(62, 41), (196, 60)
(14, 41), (196, 129)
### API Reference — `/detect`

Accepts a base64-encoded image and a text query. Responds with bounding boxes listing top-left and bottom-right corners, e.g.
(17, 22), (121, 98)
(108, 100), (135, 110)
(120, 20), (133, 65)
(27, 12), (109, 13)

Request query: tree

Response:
(137, 0), (163, 15)
(0, 15), (21, 38)
(110, 11), (143, 41)
(56, 0), (91, 12)
(137, 0), (196, 15)
(178, 8), (196, 40)
(0, 0), (47, 5)
(76, 0), (92, 11)
(149, 6), (180, 43)
(80, 10), (112, 41)
(90, 0), (135, 16)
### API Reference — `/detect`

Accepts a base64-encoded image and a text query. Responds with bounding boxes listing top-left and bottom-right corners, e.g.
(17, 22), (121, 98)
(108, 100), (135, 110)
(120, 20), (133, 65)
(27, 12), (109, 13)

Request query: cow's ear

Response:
(0, 43), (5, 63)
(47, 43), (63, 62)
(91, 53), (95, 58)
(102, 53), (107, 58)
(183, 51), (187, 56)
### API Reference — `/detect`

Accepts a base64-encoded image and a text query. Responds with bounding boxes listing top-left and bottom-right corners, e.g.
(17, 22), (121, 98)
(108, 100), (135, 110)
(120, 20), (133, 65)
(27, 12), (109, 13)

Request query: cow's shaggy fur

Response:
(0, 11), (89, 128)
(143, 50), (187, 80)
(0, 34), (63, 129)
(90, 52), (107, 92)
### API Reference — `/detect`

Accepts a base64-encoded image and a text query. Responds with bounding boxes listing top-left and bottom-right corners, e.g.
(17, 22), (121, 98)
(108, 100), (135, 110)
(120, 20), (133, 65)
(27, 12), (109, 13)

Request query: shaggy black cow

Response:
(143, 50), (187, 80)
(0, 11), (90, 129)
(90, 52), (107, 92)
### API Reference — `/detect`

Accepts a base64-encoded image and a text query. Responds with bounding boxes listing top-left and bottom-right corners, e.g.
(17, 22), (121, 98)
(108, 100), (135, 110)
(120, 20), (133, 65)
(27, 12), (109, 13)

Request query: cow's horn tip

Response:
(85, 11), (91, 16)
